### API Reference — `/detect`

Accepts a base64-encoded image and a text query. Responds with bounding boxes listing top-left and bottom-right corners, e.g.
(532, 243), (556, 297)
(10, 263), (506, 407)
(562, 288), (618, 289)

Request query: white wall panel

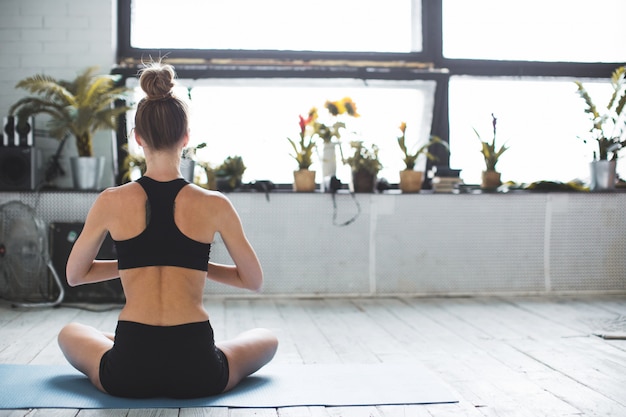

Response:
(1, 191), (624, 297)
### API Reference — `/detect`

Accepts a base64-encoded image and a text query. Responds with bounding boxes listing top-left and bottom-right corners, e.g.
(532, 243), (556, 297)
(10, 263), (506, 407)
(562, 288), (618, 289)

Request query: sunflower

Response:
(341, 97), (360, 117)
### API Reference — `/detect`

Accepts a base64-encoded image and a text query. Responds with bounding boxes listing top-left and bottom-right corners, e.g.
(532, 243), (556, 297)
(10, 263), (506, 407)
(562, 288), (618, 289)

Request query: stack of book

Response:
(431, 176), (463, 193)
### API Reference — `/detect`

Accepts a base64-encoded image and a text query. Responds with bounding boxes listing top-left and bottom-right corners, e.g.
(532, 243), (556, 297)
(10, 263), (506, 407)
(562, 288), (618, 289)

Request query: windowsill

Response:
(24, 185), (626, 194)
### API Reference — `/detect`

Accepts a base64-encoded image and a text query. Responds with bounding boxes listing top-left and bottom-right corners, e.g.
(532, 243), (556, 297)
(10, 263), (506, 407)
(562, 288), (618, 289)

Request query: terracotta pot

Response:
(399, 170), (423, 193)
(293, 169), (316, 192)
(481, 170), (501, 190)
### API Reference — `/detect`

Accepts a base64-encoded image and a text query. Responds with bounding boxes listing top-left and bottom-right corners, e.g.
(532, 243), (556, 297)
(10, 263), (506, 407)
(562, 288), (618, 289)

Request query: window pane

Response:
(131, 0), (421, 53)
(125, 78), (436, 184)
(443, 0), (626, 62)
(449, 76), (622, 186)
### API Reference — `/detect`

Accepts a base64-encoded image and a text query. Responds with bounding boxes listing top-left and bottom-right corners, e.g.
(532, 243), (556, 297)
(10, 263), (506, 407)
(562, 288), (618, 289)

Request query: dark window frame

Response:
(114, 0), (624, 186)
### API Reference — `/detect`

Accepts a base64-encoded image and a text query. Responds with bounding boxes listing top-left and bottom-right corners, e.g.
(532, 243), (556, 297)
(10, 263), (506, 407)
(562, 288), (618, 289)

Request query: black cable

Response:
(331, 191), (360, 227)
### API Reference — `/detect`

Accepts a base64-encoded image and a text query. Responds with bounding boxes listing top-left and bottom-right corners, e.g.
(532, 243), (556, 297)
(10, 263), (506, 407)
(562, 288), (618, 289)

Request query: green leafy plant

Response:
(397, 122), (448, 170)
(8, 66), (131, 157)
(575, 65), (626, 161)
(214, 155), (246, 190)
(121, 145), (146, 183)
(182, 142), (207, 160)
(473, 113), (508, 172)
(287, 115), (316, 169)
(344, 141), (382, 175)
(199, 156), (246, 191)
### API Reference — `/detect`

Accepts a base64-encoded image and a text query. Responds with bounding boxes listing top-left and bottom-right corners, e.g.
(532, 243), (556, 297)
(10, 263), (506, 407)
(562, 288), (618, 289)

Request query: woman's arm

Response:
(206, 195), (263, 291)
(66, 190), (120, 287)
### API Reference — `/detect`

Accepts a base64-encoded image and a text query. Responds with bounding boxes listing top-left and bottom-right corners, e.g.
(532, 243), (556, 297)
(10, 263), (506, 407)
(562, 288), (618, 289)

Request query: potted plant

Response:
(213, 155), (246, 192)
(287, 115), (317, 192)
(344, 140), (382, 193)
(180, 142), (206, 183)
(575, 65), (626, 191)
(309, 97), (360, 181)
(396, 122), (449, 193)
(121, 146), (146, 183)
(473, 113), (508, 190)
(8, 66), (131, 189)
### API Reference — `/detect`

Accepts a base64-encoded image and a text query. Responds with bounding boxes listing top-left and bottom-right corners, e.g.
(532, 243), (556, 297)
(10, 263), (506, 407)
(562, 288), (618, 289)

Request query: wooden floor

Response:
(1, 294), (626, 417)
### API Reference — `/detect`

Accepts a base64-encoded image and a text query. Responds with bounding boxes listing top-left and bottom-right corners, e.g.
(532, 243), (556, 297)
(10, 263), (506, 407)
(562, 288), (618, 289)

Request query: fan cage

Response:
(0, 200), (55, 303)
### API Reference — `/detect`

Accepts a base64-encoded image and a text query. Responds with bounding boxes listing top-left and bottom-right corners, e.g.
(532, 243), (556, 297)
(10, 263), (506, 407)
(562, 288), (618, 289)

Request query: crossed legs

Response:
(217, 328), (279, 392)
(57, 323), (278, 395)
(57, 322), (113, 393)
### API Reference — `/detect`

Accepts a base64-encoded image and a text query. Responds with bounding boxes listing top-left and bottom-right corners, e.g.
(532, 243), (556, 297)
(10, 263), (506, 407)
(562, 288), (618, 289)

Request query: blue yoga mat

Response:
(0, 362), (457, 409)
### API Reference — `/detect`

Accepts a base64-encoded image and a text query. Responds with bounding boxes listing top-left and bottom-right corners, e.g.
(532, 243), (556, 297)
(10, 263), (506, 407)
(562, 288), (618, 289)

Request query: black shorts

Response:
(99, 320), (229, 398)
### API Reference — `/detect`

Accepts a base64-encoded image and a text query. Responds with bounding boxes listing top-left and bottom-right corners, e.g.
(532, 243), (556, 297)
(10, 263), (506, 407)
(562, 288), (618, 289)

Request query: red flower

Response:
(299, 114), (314, 135)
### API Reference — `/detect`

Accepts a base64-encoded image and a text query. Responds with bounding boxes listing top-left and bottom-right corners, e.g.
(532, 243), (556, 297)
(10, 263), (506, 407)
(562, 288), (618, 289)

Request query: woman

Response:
(57, 62), (278, 398)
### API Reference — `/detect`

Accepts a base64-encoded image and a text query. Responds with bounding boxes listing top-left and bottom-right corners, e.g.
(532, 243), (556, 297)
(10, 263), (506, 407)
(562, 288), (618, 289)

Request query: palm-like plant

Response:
(9, 66), (131, 157)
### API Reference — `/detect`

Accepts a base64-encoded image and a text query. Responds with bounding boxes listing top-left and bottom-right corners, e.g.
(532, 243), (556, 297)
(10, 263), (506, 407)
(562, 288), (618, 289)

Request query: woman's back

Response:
(102, 178), (221, 325)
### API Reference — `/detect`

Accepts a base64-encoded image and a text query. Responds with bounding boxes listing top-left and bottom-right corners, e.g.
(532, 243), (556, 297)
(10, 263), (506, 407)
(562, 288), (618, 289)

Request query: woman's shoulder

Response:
(181, 184), (237, 218)
(185, 183), (231, 202)
(94, 182), (144, 208)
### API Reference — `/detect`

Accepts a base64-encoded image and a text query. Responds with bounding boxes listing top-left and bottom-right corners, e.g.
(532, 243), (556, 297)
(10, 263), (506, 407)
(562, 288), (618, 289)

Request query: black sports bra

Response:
(114, 176), (211, 271)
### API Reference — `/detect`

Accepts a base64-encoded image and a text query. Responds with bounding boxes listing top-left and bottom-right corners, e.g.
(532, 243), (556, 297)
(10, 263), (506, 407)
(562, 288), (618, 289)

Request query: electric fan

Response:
(0, 200), (64, 307)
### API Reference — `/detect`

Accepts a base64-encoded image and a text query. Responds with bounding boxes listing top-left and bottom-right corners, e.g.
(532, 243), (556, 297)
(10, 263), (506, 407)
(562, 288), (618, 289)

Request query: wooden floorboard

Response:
(0, 295), (625, 416)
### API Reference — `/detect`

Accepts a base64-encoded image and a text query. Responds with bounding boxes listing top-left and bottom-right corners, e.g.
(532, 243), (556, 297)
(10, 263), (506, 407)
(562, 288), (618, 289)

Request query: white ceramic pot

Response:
(70, 156), (105, 190)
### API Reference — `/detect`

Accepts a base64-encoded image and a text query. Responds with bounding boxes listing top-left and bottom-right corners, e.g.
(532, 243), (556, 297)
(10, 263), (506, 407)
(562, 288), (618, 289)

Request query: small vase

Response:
(180, 159), (196, 183)
(320, 142), (337, 180)
(399, 170), (423, 193)
(481, 170), (501, 191)
(351, 169), (376, 193)
(589, 160), (616, 191)
(70, 156), (105, 190)
(293, 169), (316, 192)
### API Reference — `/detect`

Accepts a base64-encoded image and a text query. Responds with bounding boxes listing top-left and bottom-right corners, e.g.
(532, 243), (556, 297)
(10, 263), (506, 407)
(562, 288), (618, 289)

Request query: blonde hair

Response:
(134, 62), (188, 150)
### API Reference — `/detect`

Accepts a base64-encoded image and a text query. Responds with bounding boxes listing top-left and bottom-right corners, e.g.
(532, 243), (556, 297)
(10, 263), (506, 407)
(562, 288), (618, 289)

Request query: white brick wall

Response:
(0, 0), (117, 188)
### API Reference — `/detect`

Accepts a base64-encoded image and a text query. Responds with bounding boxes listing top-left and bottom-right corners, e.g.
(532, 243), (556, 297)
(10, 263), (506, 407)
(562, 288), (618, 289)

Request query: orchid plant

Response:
(473, 113), (508, 172)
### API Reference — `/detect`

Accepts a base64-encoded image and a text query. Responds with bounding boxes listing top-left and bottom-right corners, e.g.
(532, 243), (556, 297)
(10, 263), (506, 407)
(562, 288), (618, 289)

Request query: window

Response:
(118, 0), (624, 188)
(449, 76), (607, 185)
(125, 78), (436, 184)
(442, 0), (626, 62)
(442, 0), (626, 185)
(130, 0), (421, 53)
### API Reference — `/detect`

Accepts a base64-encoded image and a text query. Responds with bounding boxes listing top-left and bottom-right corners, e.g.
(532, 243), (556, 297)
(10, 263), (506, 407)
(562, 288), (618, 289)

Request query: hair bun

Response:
(139, 63), (176, 100)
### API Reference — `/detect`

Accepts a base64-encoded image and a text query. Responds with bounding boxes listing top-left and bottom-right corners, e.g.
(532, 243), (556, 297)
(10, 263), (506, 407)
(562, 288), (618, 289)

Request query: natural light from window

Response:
(443, 0), (626, 62)
(448, 76), (622, 186)
(125, 79), (436, 185)
(131, 0), (421, 53)
(126, 0), (626, 188)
